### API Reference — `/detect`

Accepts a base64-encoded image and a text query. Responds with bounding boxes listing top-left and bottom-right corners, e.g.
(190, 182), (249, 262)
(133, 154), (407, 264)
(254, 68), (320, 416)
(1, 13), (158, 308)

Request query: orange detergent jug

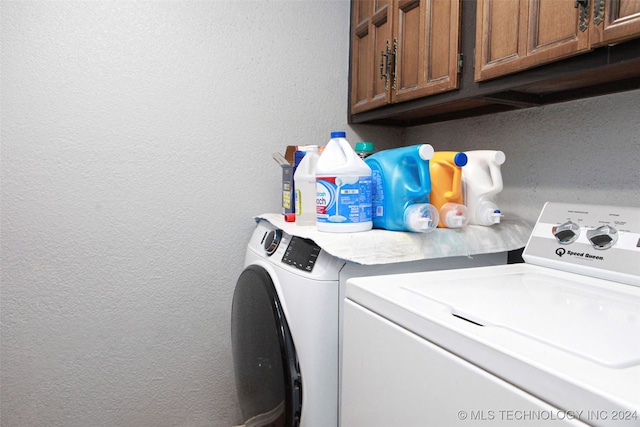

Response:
(430, 152), (470, 228)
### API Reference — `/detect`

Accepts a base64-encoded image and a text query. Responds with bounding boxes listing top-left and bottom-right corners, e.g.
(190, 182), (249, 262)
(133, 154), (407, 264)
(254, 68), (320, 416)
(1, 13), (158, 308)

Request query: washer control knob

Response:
(553, 221), (580, 244)
(586, 225), (618, 250)
(264, 229), (283, 256)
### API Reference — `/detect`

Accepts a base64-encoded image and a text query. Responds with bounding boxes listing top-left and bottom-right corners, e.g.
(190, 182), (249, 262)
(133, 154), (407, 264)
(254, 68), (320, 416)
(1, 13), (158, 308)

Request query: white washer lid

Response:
(346, 264), (640, 418)
(401, 267), (640, 368)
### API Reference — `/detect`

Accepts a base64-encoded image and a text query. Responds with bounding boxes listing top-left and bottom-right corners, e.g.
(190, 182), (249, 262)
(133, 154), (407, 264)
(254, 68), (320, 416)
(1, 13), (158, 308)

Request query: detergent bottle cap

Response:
(490, 209), (502, 224)
(479, 201), (502, 225)
(418, 144), (435, 160)
(403, 204), (439, 233)
(355, 141), (375, 153)
(355, 142), (375, 160)
(454, 152), (468, 167)
(493, 151), (506, 165)
(440, 203), (470, 228)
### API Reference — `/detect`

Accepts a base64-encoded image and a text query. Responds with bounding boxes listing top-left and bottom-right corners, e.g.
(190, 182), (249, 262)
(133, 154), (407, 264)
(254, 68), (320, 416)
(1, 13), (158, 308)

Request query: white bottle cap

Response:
(440, 203), (470, 228)
(418, 144), (435, 161)
(478, 201), (501, 226)
(403, 204), (439, 233)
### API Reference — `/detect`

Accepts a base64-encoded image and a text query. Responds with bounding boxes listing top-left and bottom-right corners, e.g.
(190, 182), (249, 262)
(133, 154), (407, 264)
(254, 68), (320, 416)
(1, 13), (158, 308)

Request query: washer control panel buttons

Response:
(553, 221), (581, 244)
(524, 203), (640, 285)
(586, 225), (618, 250)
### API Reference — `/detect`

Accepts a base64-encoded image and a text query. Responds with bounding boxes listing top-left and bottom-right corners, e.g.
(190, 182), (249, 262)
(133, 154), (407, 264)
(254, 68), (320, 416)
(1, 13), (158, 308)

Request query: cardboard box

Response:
(273, 145), (321, 215)
(272, 146), (299, 215)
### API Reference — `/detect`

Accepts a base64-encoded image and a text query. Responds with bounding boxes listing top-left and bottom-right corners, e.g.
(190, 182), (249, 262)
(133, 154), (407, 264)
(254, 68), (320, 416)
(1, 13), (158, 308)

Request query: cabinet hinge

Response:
(457, 53), (464, 74)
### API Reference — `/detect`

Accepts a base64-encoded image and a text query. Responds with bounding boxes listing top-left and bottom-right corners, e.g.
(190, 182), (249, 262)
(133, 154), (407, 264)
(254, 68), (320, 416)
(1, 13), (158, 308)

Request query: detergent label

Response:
(371, 169), (385, 218)
(316, 175), (372, 224)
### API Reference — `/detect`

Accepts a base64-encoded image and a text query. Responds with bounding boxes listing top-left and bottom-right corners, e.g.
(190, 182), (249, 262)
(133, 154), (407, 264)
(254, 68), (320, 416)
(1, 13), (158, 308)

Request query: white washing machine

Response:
(342, 203), (640, 427)
(231, 217), (524, 427)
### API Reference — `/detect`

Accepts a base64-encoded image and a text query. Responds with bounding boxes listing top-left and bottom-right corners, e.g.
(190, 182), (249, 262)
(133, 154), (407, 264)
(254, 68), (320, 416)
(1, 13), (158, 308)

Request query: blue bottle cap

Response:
(330, 131), (346, 138)
(454, 152), (468, 167)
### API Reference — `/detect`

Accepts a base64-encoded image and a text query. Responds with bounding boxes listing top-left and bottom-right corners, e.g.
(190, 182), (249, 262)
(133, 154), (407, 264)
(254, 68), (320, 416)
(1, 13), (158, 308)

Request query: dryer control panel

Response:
(281, 236), (321, 272)
(523, 202), (640, 286)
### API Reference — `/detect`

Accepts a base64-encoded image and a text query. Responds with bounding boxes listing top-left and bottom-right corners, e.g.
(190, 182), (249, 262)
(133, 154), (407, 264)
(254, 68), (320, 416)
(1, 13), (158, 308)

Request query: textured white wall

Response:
(403, 90), (640, 223)
(3, 1), (639, 426)
(1, 1), (356, 426)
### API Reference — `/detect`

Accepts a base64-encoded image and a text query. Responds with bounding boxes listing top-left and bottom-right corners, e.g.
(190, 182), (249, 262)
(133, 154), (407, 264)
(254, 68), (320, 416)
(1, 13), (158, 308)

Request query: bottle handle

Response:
(444, 161), (463, 201)
(485, 160), (504, 197)
(418, 157), (432, 197)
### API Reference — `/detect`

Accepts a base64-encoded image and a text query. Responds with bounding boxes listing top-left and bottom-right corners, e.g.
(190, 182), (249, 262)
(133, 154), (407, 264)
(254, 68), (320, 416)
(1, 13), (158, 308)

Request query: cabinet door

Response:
(393, 0), (461, 103)
(475, 0), (590, 81)
(591, 0), (640, 46)
(351, 0), (394, 114)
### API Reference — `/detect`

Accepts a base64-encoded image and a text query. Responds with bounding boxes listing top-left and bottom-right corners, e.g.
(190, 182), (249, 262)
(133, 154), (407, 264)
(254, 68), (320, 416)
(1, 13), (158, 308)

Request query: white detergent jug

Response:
(294, 145), (320, 226)
(462, 150), (505, 226)
(316, 131), (372, 233)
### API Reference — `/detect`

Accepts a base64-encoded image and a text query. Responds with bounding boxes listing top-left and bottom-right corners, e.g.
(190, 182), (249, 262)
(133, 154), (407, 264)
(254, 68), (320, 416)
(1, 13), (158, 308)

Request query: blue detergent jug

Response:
(365, 144), (439, 232)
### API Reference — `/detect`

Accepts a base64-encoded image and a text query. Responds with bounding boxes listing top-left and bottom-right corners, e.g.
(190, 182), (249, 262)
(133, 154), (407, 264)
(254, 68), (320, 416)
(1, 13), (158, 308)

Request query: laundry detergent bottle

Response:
(315, 131), (372, 233)
(294, 145), (320, 226)
(462, 150), (505, 226)
(430, 151), (470, 228)
(365, 144), (439, 232)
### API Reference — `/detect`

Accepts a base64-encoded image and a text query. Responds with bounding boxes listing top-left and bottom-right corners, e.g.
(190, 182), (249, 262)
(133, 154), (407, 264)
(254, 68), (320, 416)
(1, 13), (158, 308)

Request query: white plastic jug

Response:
(462, 150), (505, 226)
(316, 131), (372, 233)
(294, 145), (320, 226)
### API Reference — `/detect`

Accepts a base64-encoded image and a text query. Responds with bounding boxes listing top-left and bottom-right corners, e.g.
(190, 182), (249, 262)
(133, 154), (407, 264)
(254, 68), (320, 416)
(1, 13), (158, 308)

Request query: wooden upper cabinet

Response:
(591, 0), (640, 46)
(475, 0), (640, 82)
(351, 0), (393, 114)
(475, 0), (589, 81)
(350, 0), (461, 114)
(394, 0), (461, 102)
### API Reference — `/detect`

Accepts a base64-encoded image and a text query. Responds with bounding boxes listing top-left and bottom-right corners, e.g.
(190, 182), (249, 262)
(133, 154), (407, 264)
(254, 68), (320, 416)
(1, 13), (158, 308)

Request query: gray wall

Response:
(1, 1), (639, 427)
(1, 1), (358, 426)
(402, 90), (640, 222)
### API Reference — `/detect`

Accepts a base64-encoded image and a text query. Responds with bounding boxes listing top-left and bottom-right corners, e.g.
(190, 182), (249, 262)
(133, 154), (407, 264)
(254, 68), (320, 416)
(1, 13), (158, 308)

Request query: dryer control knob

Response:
(264, 229), (283, 256)
(587, 225), (618, 250)
(553, 221), (580, 244)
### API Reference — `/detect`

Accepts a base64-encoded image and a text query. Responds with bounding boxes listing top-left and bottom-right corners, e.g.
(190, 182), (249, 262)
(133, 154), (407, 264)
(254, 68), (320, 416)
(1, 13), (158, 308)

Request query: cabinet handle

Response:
(391, 38), (398, 91)
(593, 0), (604, 25)
(380, 40), (391, 91)
(574, 0), (590, 32)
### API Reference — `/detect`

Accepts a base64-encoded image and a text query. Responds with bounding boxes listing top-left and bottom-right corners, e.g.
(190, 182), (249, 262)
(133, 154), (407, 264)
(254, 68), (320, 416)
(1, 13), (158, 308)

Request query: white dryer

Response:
(231, 218), (519, 427)
(342, 203), (640, 427)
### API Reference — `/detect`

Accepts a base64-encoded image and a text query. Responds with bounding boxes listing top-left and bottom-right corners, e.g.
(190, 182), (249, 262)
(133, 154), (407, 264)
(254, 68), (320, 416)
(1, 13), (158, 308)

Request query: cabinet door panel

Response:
(430, 0), (457, 78)
(528, 0), (590, 54)
(396, 0), (422, 92)
(488, 0), (522, 62)
(394, 0), (461, 103)
(535, 0), (578, 46)
(475, 0), (528, 81)
(351, 0), (393, 114)
(475, 0), (590, 81)
(592, 0), (640, 46)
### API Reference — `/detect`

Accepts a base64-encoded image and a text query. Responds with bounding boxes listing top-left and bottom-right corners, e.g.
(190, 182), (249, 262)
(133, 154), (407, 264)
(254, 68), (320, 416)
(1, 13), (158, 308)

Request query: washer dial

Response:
(263, 229), (283, 256)
(586, 225), (618, 250)
(552, 221), (580, 244)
